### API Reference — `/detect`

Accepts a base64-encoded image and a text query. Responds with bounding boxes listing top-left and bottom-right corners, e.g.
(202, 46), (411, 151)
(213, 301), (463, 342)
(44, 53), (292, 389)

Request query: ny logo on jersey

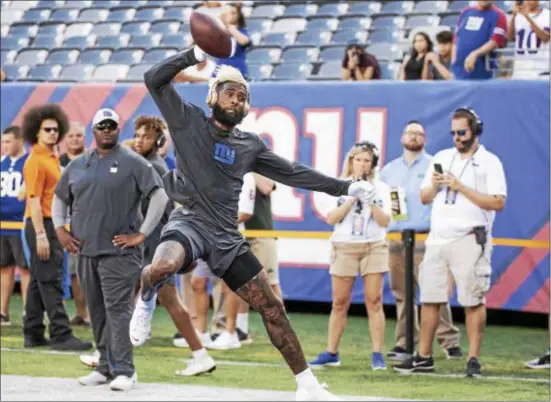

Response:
(465, 16), (484, 31)
(214, 143), (236, 165)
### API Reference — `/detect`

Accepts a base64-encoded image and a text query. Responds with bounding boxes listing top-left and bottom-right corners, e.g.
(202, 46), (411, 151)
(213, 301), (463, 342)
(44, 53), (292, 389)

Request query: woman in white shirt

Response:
(309, 141), (392, 370)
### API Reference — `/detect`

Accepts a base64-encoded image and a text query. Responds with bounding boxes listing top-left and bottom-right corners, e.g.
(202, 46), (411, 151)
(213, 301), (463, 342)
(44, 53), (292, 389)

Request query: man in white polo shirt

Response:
(393, 108), (506, 378)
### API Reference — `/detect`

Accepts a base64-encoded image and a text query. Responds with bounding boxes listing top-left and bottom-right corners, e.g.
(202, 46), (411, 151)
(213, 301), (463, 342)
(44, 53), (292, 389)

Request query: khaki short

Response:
(419, 234), (492, 307)
(248, 237), (279, 285)
(330, 240), (389, 277)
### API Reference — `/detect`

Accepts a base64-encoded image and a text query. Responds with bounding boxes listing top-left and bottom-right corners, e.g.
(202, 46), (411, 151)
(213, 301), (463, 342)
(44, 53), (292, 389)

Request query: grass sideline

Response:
(1, 295), (549, 401)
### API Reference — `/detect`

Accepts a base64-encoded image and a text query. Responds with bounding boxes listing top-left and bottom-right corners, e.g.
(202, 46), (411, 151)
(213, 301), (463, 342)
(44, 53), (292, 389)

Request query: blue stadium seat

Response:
(62, 35), (93, 50)
(371, 16), (406, 31)
(251, 4), (285, 19)
(124, 63), (154, 81)
(37, 23), (66, 36)
(112, 0), (147, 8)
(45, 48), (79, 64)
(64, 22), (94, 38)
(448, 1), (470, 12)
(134, 6), (164, 22)
(313, 60), (341, 80)
(280, 46), (319, 63)
(1, 36), (30, 51)
(95, 34), (129, 49)
(106, 7), (136, 23)
(347, 1), (378, 17)
(15, 49), (49, 66)
(405, 16), (440, 30)
(366, 43), (403, 62)
(295, 30), (330, 46)
(160, 34), (188, 48)
(92, 22), (121, 37)
(271, 18), (307, 34)
(179, 23), (191, 33)
(78, 48), (112, 64)
(150, 21), (181, 35)
(92, 0), (121, 8)
(319, 45), (346, 62)
(261, 32), (295, 47)
(338, 17), (371, 31)
(31, 34), (63, 48)
(50, 8), (79, 23)
(36, 0), (66, 9)
(247, 19), (272, 35)
(9, 23), (38, 38)
(58, 63), (95, 81)
(330, 30), (368, 46)
(78, 7), (109, 23)
(376, 1), (414, 16)
(2, 64), (29, 80)
(305, 17), (339, 32)
(410, 1), (449, 15)
(120, 21), (150, 35)
(109, 48), (144, 64)
(63, 1), (93, 9)
(247, 64), (273, 81)
(271, 63), (312, 81)
(22, 8), (52, 24)
(1, 25), (9, 37)
(246, 47), (281, 64)
(142, 48), (177, 63)
(0, 49), (17, 65)
(164, 6), (192, 21)
(27, 64), (62, 81)
(91, 63), (129, 82)
(440, 14), (459, 29)
(380, 61), (400, 79)
(128, 33), (160, 48)
(368, 30), (404, 44)
(282, 4), (317, 19)
(314, 3), (348, 18)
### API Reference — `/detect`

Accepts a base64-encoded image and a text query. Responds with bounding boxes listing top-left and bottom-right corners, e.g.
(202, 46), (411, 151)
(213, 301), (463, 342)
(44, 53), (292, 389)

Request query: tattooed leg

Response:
(235, 270), (308, 375)
(141, 240), (186, 302)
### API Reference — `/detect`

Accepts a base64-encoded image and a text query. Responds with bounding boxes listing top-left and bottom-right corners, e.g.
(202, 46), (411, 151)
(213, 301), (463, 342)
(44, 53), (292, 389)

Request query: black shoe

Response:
(445, 346), (463, 360)
(0, 313), (12, 326)
(51, 337), (93, 351)
(70, 316), (90, 327)
(466, 357), (482, 377)
(236, 328), (253, 345)
(210, 333), (220, 342)
(393, 354), (434, 373)
(387, 346), (410, 362)
(24, 336), (50, 348)
(525, 352), (551, 369)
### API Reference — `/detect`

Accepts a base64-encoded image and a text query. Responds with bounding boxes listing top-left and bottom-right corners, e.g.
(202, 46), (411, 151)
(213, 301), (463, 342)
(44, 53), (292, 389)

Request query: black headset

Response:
(454, 107), (483, 136)
(355, 140), (379, 168)
(156, 130), (166, 149)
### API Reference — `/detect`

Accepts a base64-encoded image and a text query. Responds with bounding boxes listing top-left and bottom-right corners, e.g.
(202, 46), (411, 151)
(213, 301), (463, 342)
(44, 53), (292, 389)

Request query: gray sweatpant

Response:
(77, 252), (142, 377)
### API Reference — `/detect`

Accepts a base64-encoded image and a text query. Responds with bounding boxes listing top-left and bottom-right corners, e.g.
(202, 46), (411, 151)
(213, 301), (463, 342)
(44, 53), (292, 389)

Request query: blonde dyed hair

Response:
(341, 144), (376, 179)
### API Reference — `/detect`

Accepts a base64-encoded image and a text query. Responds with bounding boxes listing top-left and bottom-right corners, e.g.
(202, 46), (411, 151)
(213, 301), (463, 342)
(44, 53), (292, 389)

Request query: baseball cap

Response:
(92, 108), (120, 126)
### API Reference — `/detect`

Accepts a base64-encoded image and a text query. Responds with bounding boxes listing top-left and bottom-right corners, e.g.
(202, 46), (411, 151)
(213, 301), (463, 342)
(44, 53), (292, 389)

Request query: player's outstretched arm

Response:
(253, 148), (351, 197)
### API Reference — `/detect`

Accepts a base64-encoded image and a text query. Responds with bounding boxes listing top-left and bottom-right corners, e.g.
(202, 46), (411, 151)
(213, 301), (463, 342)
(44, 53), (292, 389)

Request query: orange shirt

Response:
(23, 144), (61, 219)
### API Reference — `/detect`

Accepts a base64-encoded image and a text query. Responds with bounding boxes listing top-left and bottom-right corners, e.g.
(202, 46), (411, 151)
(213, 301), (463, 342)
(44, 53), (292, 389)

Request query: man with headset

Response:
(394, 108), (507, 377)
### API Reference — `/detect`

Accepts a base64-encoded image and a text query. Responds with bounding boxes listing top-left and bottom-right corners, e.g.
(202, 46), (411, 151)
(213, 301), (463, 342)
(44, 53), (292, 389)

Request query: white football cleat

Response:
(129, 294), (157, 347)
(110, 373), (137, 391)
(175, 355), (216, 377)
(79, 350), (100, 368)
(78, 371), (109, 386)
(296, 384), (341, 401)
(207, 331), (241, 351)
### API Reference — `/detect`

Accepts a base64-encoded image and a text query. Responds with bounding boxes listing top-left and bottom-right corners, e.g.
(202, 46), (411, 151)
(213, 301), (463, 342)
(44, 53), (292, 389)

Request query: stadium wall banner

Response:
(1, 80), (549, 313)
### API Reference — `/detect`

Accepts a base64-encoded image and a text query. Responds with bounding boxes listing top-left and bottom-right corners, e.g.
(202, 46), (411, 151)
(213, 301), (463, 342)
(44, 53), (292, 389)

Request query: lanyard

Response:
(444, 152), (474, 205)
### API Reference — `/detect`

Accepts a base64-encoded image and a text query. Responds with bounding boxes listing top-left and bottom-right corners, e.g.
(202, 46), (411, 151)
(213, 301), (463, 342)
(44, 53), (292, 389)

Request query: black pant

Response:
(23, 219), (72, 343)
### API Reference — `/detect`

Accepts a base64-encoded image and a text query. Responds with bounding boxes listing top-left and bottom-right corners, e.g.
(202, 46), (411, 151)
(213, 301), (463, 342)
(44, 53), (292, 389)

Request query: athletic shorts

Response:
(0, 234), (28, 268)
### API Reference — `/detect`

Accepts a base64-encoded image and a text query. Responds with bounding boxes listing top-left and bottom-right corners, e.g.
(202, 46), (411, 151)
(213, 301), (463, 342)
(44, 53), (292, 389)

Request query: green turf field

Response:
(1, 295), (549, 400)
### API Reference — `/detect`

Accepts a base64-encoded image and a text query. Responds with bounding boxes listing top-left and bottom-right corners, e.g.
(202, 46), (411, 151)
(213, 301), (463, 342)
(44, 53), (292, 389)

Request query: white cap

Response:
(92, 108), (120, 126)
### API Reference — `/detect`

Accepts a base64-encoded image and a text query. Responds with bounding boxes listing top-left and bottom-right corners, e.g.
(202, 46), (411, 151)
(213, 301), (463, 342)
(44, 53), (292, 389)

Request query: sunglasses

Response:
(43, 127), (59, 133)
(450, 129), (468, 136)
(95, 121), (118, 131)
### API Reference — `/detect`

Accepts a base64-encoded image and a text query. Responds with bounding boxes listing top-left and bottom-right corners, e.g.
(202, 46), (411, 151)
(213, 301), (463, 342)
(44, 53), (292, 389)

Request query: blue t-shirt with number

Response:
(1, 153), (28, 236)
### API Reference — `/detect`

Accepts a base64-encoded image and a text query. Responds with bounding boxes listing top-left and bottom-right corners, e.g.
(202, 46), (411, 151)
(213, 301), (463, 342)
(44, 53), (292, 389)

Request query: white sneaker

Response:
(79, 350), (100, 368)
(109, 373), (137, 391)
(173, 334), (189, 348)
(198, 331), (213, 347)
(296, 384), (341, 401)
(129, 295), (157, 347)
(78, 371), (109, 386)
(175, 355), (216, 377)
(207, 331), (241, 350)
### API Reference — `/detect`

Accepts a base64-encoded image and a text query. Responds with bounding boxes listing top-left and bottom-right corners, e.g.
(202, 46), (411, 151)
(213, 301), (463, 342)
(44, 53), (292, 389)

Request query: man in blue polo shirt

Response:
(379, 121), (461, 362)
(452, 0), (508, 79)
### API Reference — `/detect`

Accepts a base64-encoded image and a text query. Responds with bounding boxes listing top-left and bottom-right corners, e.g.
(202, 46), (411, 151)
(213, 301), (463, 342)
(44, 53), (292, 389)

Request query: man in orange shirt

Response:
(21, 104), (91, 351)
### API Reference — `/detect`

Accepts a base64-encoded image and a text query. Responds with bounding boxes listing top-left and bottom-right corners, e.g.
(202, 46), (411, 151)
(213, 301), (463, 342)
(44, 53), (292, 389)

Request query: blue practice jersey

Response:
(1, 153), (28, 236)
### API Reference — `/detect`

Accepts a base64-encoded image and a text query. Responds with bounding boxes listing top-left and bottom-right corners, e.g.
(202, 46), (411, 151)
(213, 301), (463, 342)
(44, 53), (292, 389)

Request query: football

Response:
(190, 12), (232, 59)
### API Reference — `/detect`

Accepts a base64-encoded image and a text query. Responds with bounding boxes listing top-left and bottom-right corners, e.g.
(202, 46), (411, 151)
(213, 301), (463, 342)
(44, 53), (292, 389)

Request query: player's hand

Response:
(36, 236), (50, 261)
(464, 52), (478, 73)
(56, 227), (80, 255)
(441, 173), (463, 192)
(113, 233), (146, 249)
(347, 181), (375, 203)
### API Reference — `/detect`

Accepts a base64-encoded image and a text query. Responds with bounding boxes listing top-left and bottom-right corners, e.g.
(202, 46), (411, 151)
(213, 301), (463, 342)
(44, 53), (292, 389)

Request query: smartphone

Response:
(434, 163), (443, 174)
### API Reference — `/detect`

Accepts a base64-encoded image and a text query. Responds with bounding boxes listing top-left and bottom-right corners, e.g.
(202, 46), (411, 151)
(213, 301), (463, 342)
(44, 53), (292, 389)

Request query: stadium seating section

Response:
(0, 0), (527, 82)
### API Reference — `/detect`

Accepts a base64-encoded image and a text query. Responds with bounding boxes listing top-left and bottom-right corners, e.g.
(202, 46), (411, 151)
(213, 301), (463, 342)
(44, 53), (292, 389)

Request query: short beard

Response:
(98, 142), (116, 150)
(212, 103), (245, 128)
(404, 143), (424, 152)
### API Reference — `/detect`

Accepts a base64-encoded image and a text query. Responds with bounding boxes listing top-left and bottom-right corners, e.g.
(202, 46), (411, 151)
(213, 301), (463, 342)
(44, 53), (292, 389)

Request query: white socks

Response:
(295, 368), (321, 389)
(192, 348), (208, 360)
(236, 313), (249, 333)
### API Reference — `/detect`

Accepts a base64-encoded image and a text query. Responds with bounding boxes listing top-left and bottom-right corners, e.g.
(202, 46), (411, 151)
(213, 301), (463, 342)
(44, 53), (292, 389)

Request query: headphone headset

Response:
(454, 107), (483, 136)
(354, 140), (379, 168)
(156, 130), (166, 149)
